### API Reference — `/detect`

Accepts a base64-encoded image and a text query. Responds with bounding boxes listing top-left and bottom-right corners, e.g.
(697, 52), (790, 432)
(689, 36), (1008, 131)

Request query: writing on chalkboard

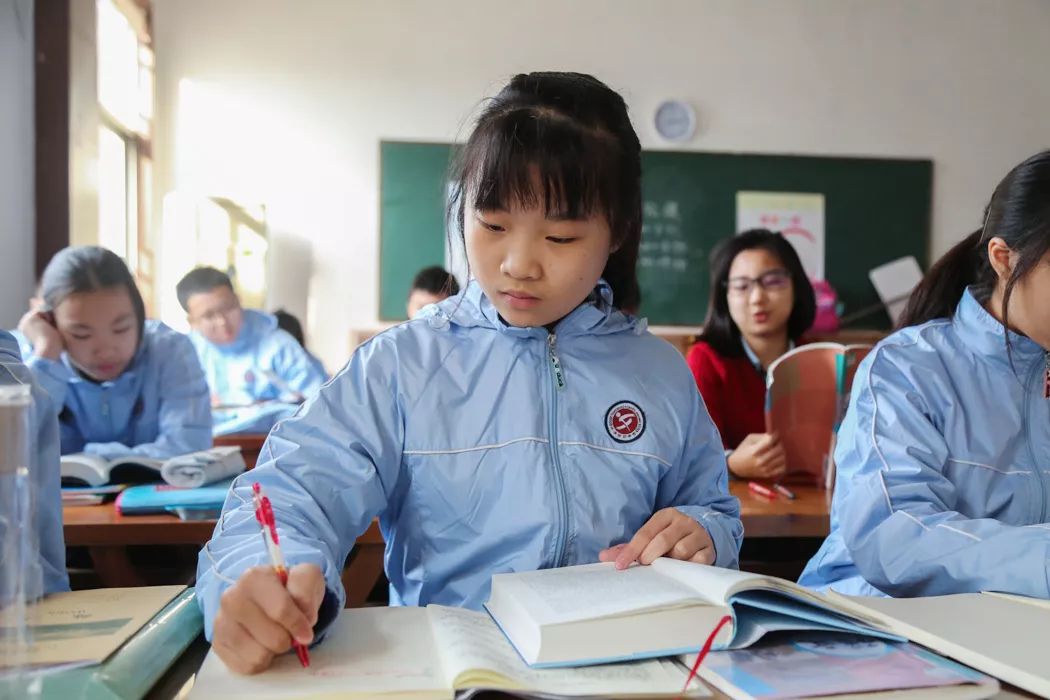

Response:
(639, 200), (691, 272)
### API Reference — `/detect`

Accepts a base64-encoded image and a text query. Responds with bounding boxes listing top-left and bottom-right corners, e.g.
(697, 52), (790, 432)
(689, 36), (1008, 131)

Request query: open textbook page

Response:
(190, 605), (703, 700)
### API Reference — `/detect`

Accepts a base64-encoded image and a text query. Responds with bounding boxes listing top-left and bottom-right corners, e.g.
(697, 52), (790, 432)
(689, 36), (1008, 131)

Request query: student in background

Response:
(16, 246), (211, 459)
(175, 267), (326, 435)
(1, 330), (68, 597)
(406, 265), (460, 318)
(800, 150), (1050, 598)
(273, 308), (327, 379)
(199, 71), (742, 674)
(686, 229), (816, 479)
(8, 282), (44, 358)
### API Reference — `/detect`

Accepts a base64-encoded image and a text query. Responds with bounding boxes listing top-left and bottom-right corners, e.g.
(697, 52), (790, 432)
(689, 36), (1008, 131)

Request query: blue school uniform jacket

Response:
(189, 310), (327, 435)
(196, 282), (742, 638)
(24, 321), (212, 460)
(800, 288), (1050, 598)
(0, 331), (69, 596)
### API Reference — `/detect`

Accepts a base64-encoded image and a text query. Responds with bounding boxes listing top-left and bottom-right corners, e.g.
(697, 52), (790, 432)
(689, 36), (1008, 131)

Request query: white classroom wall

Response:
(151, 0), (1050, 371)
(0, 0), (35, 329)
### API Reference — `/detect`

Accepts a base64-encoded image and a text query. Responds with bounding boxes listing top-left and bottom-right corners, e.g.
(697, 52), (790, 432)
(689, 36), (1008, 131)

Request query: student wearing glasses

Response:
(686, 229), (816, 479)
(176, 267), (326, 436)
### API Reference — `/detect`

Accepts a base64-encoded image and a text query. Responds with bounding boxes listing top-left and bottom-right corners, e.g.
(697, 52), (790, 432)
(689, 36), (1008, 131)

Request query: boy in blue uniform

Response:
(176, 267), (326, 435)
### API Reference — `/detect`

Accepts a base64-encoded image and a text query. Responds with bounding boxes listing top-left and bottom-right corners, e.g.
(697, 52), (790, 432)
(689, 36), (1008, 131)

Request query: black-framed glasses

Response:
(725, 269), (791, 296)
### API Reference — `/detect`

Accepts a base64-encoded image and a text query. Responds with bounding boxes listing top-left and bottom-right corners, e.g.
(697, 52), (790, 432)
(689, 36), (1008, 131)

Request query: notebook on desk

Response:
(0, 587), (202, 700)
(115, 477), (235, 520)
(190, 605), (707, 700)
(693, 632), (997, 700)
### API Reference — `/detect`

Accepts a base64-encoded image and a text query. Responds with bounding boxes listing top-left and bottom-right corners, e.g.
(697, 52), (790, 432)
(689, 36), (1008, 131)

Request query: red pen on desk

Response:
(252, 482), (311, 668)
(773, 483), (796, 500)
(748, 481), (776, 499)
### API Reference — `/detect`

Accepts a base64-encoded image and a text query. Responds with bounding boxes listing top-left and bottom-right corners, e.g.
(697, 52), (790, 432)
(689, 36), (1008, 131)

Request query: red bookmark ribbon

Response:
(680, 614), (733, 696)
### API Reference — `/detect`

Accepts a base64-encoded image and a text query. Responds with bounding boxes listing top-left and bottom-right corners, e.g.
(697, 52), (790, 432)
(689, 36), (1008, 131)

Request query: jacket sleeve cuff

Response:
(675, 505), (742, 570)
(196, 543), (346, 641)
(311, 588), (342, 645)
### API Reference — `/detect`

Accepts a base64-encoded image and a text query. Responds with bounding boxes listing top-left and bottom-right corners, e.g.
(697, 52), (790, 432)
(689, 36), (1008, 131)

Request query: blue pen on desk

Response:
(773, 483), (796, 500)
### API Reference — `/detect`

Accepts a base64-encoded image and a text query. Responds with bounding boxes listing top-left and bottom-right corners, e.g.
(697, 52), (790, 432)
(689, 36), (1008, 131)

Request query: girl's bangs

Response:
(465, 110), (619, 224)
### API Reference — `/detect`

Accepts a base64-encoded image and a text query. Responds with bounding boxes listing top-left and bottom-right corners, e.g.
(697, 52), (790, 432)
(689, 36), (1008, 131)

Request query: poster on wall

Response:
(736, 191), (826, 280)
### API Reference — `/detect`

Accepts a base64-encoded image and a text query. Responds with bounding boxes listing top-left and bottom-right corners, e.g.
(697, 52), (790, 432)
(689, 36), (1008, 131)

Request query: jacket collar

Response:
(424, 279), (642, 339)
(953, 287), (1045, 371)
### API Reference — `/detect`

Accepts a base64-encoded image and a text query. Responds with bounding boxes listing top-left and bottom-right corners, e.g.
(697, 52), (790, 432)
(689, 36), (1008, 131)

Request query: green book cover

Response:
(19, 588), (202, 700)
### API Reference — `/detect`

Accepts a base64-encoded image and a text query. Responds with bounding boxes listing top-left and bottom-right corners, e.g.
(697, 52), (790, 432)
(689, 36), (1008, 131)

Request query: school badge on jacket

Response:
(605, 400), (645, 442)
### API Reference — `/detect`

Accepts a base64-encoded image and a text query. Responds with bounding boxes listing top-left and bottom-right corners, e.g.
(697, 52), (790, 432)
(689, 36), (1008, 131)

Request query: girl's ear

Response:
(986, 236), (1014, 282)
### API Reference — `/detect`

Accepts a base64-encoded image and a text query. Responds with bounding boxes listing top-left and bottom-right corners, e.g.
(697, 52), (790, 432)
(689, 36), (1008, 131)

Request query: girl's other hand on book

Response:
(212, 563), (325, 675)
(727, 432), (787, 480)
(599, 508), (716, 569)
(18, 309), (64, 360)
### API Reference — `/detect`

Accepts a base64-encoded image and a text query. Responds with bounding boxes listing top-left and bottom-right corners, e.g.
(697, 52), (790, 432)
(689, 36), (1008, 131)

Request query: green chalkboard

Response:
(379, 142), (454, 321)
(379, 141), (932, 326)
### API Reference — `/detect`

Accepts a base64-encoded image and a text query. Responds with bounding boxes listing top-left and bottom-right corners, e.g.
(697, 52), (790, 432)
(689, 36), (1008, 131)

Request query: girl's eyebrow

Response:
(111, 313), (135, 326)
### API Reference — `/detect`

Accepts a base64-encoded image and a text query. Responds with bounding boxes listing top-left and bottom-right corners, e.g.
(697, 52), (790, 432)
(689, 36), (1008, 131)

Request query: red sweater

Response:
(685, 340), (766, 450)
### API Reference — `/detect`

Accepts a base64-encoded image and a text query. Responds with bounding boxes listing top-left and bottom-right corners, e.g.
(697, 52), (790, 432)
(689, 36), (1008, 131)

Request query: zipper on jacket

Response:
(548, 333), (566, 391)
(546, 332), (570, 567)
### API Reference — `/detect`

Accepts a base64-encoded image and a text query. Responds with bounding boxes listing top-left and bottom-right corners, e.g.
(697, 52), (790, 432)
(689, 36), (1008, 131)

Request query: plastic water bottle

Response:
(0, 383), (42, 697)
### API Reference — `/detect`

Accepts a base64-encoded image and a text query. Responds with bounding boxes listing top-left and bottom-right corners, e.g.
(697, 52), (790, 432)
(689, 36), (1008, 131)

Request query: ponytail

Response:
(896, 229), (986, 329)
(896, 149), (1050, 350)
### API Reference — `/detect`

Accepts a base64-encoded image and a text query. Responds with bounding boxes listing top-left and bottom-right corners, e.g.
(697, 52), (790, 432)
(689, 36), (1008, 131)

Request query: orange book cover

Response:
(765, 343), (871, 487)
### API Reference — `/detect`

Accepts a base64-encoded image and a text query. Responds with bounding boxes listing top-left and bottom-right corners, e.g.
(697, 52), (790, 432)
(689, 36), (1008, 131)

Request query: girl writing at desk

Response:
(198, 71), (742, 674)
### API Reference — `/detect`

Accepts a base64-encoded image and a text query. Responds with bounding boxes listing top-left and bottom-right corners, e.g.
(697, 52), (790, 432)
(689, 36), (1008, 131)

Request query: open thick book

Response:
(60, 445), (245, 488)
(765, 342), (872, 487)
(484, 560), (900, 668)
(190, 606), (707, 700)
(827, 591), (1050, 699)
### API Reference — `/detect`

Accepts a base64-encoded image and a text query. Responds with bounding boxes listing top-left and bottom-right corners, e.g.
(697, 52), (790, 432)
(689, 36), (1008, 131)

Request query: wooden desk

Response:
(64, 481), (829, 598)
(730, 481), (831, 538)
(64, 503), (385, 605)
(65, 482), (829, 548)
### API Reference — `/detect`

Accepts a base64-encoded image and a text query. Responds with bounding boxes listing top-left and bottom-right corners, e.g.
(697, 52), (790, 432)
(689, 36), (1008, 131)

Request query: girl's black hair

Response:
(897, 149), (1050, 331)
(698, 229), (816, 357)
(39, 246), (146, 343)
(447, 71), (642, 310)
